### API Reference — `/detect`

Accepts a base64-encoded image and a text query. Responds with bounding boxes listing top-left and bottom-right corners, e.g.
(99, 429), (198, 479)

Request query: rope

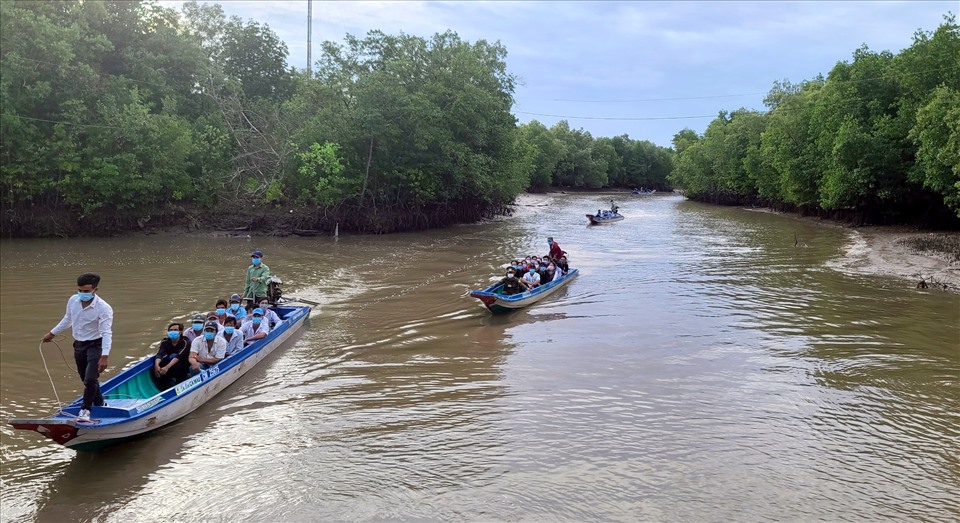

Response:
(38, 339), (67, 416)
(39, 339), (143, 419)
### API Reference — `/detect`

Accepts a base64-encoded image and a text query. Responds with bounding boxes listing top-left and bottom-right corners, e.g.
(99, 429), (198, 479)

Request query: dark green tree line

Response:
(517, 120), (673, 192)
(669, 13), (960, 225)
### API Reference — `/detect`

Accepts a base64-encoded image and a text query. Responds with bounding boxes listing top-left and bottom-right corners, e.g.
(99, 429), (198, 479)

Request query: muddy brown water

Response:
(1, 194), (958, 522)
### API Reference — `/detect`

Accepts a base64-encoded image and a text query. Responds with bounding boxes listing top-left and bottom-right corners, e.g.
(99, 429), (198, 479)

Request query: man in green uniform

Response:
(243, 249), (271, 305)
(497, 269), (529, 296)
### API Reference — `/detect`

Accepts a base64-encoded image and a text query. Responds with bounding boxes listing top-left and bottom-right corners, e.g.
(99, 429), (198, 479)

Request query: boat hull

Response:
(587, 214), (624, 224)
(10, 305), (311, 450)
(470, 269), (579, 313)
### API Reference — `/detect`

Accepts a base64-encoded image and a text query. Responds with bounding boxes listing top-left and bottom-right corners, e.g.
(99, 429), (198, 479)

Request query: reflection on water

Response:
(2, 194), (958, 522)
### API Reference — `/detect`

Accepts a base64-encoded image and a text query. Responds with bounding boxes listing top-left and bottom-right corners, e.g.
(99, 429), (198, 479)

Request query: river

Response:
(1, 193), (958, 522)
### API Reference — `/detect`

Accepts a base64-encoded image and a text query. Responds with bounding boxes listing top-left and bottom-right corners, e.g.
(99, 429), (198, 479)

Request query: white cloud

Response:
(158, 0), (956, 145)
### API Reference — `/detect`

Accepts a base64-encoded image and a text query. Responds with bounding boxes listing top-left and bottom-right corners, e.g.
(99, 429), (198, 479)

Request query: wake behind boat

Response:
(9, 303), (311, 451)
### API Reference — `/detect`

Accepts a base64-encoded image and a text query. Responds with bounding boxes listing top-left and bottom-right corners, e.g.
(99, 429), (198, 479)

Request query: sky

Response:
(160, 1), (956, 147)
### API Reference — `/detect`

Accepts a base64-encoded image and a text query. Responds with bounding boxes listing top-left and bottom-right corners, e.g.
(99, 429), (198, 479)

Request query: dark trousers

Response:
(73, 339), (105, 410)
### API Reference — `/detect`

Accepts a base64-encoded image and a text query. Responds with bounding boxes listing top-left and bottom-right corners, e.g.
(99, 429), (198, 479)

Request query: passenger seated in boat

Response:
(556, 256), (570, 275)
(546, 264), (559, 282)
(539, 263), (554, 284)
(184, 314), (206, 344)
(228, 293), (246, 321)
(497, 269), (529, 296)
(536, 263), (551, 284)
(240, 302), (255, 324)
(153, 322), (191, 390)
(188, 321), (226, 373)
(222, 316), (245, 357)
(522, 267), (541, 289)
(257, 298), (283, 329)
(240, 308), (271, 345)
(205, 313), (225, 335)
(213, 299), (230, 325)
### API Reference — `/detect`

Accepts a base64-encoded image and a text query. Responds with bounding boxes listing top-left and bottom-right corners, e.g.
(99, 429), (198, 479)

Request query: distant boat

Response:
(10, 304), (312, 451)
(631, 189), (656, 195)
(587, 212), (624, 224)
(470, 269), (579, 314)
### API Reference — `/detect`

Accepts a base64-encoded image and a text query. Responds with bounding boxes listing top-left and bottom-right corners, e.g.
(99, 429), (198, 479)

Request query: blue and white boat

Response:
(9, 304), (312, 451)
(586, 212), (624, 224)
(470, 269), (579, 314)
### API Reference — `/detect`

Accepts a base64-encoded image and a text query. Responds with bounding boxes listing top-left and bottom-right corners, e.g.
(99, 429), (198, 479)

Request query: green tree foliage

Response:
(909, 86), (960, 215)
(1, 0), (672, 236)
(291, 30), (527, 209)
(293, 142), (349, 206)
(517, 121), (673, 191)
(669, 13), (960, 223)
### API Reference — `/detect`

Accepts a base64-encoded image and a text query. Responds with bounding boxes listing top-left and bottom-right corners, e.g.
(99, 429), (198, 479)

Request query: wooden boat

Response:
(586, 212), (624, 224)
(631, 189), (656, 195)
(9, 304), (312, 451)
(470, 269), (579, 314)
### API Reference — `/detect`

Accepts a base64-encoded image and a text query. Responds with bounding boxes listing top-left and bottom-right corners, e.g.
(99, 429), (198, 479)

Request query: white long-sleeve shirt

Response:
(51, 294), (114, 355)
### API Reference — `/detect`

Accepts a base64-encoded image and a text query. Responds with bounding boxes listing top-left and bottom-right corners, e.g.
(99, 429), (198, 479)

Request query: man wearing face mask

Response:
(222, 316), (245, 357)
(42, 273), (114, 422)
(240, 308), (271, 346)
(243, 250), (271, 306)
(227, 293), (247, 322)
(547, 237), (566, 261)
(153, 322), (190, 389)
(497, 269), (529, 296)
(521, 266), (541, 289)
(183, 314), (206, 344)
(257, 297), (282, 329)
(188, 321), (226, 373)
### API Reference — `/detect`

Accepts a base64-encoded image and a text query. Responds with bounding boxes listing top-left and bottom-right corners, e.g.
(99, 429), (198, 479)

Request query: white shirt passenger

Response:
(240, 318), (271, 343)
(522, 271), (541, 287)
(190, 335), (227, 360)
(51, 294), (114, 355)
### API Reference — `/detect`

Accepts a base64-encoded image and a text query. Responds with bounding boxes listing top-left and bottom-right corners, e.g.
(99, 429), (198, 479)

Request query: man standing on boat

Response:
(547, 237), (566, 261)
(243, 250), (271, 305)
(41, 273), (113, 422)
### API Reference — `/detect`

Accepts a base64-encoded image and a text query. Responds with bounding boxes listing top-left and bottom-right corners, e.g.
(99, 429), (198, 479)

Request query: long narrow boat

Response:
(587, 212), (624, 224)
(470, 269), (579, 314)
(9, 304), (311, 451)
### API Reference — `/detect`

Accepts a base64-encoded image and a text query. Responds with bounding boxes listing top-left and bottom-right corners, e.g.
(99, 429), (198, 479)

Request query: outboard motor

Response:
(267, 275), (284, 304)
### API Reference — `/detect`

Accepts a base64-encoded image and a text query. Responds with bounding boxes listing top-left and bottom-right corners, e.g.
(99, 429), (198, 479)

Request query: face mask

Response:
(507, 274), (515, 279)
(203, 331), (216, 341)
(167, 331), (180, 340)
(252, 317), (262, 325)
(252, 257), (261, 266)
(193, 323), (203, 332)
(529, 269), (535, 275)
(224, 327), (235, 335)
(259, 303), (268, 309)
(230, 303), (240, 312)
(78, 291), (94, 302)
(216, 308), (226, 315)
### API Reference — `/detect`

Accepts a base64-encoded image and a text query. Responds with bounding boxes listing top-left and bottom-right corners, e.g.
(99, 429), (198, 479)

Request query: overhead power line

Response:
(515, 64), (960, 104)
(525, 92), (768, 103)
(514, 111), (717, 121)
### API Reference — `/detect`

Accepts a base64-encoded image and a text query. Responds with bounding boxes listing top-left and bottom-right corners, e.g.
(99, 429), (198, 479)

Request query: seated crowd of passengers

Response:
(152, 294), (283, 390)
(497, 253), (571, 296)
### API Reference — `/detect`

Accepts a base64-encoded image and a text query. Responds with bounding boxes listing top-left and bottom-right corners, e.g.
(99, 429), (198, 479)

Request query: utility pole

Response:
(307, 0), (312, 76)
